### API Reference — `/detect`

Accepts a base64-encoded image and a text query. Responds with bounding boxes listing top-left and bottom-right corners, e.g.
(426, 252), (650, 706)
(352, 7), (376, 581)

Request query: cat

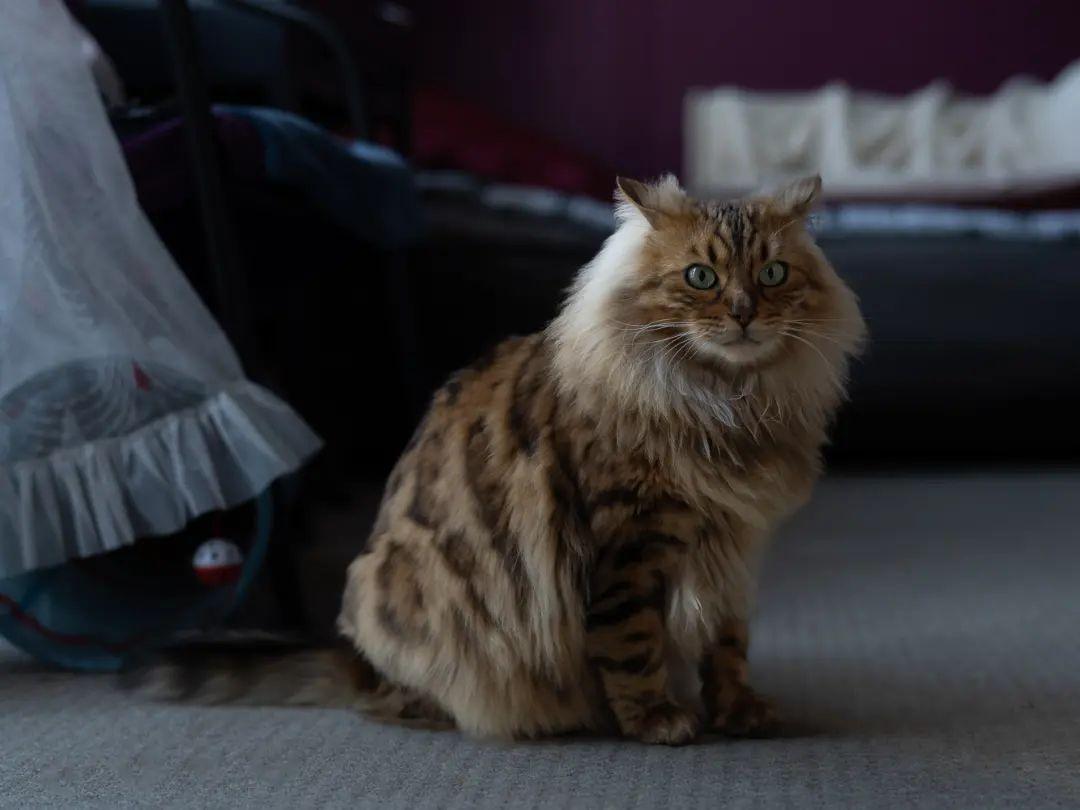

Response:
(132, 174), (865, 745)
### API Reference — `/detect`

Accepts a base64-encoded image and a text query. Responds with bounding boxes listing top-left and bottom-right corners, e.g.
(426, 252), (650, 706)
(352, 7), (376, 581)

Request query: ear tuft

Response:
(615, 176), (650, 209)
(614, 174), (686, 227)
(768, 174), (822, 218)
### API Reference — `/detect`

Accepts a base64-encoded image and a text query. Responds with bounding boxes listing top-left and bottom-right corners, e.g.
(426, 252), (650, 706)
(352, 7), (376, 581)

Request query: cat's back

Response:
(352, 331), (580, 587)
(407, 329), (553, 458)
(371, 331), (555, 535)
(338, 332), (598, 735)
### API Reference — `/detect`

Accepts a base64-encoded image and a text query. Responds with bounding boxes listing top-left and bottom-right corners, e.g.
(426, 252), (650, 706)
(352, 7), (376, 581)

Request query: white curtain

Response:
(0, 1), (321, 577)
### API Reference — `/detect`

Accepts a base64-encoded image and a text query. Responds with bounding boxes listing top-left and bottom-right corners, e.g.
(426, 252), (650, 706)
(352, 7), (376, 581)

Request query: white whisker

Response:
(782, 324), (848, 347)
(779, 330), (840, 388)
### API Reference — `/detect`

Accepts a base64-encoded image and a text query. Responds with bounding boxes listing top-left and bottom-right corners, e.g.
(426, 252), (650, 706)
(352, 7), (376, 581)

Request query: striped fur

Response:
(337, 175), (866, 742)
(132, 176), (864, 745)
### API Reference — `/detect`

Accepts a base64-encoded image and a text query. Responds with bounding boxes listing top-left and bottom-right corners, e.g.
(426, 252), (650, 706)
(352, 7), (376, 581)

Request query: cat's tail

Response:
(119, 633), (453, 727)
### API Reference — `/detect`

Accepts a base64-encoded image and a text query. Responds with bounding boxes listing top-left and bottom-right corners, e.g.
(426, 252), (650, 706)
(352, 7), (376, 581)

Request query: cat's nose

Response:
(730, 295), (756, 328)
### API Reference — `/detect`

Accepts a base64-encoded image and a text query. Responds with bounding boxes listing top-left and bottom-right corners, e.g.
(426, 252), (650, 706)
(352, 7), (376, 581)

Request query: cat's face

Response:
(610, 175), (862, 372)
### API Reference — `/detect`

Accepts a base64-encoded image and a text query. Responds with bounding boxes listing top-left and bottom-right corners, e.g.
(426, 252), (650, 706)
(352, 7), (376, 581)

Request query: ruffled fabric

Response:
(0, 5), (323, 583)
(0, 381), (321, 578)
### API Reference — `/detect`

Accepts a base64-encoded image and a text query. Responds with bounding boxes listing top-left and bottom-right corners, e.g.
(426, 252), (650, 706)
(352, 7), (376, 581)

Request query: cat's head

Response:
(607, 173), (864, 369)
(552, 174), (866, 423)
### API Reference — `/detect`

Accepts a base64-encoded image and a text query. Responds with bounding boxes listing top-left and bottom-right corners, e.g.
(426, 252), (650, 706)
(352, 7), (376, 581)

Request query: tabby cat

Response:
(138, 174), (865, 745)
(334, 174), (859, 747)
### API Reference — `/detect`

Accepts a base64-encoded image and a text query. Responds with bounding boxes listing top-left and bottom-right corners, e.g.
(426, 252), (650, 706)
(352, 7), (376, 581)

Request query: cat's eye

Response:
(758, 261), (789, 287)
(684, 264), (718, 290)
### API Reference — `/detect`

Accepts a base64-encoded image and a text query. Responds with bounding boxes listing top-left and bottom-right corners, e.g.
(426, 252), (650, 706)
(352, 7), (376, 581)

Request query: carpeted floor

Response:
(2, 473), (1079, 809)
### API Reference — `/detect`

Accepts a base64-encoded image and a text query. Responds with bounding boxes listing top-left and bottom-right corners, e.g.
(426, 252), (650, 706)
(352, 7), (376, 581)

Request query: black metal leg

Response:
(264, 478), (311, 634)
(157, 0), (308, 633)
(157, 0), (250, 356)
(383, 249), (427, 420)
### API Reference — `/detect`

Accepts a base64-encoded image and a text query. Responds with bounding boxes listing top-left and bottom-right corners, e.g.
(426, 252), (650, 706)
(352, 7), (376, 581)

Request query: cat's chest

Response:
(695, 448), (815, 524)
(591, 434), (813, 518)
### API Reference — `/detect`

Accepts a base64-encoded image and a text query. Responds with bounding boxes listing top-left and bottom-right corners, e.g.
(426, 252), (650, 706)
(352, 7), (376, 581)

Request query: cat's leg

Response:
(587, 532), (699, 745)
(700, 617), (779, 737)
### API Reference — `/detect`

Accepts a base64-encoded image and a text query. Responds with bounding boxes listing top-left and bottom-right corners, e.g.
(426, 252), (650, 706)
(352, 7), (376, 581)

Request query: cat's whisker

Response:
(614, 320), (703, 348)
(644, 339), (689, 373)
(639, 332), (688, 344)
(782, 321), (856, 336)
(655, 333), (697, 367)
(663, 334), (702, 368)
(781, 324), (848, 347)
(670, 336), (700, 367)
(769, 217), (800, 241)
(779, 330), (842, 388)
(612, 319), (696, 333)
(640, 333), (693, 355)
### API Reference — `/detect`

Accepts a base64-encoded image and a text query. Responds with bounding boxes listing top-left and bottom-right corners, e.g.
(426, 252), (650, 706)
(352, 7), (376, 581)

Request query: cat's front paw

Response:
(712, 688), (780, 738)
(629, 701), (700, 746)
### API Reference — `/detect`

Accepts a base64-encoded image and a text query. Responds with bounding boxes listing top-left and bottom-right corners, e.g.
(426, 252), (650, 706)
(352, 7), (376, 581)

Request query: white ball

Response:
(193, 538), (243, 570)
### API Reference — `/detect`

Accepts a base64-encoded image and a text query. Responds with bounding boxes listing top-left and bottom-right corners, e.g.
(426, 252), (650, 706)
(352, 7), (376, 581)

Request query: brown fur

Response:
(337, 174), (866, 742)
(131, 176), (865, 745)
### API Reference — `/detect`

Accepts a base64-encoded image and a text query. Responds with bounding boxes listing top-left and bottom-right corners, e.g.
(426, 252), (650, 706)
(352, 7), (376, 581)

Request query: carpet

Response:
(2, 473), (1078, 809)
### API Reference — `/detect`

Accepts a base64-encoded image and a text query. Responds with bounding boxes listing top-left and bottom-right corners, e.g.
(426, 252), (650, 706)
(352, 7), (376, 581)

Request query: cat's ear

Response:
(615, 174), (685, 227)
(765, 174), (822, 219)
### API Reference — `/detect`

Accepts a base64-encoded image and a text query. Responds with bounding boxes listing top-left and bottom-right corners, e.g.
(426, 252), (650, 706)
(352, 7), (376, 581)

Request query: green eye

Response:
(758, 260), (788, 287)
(684, 264), (718, 290)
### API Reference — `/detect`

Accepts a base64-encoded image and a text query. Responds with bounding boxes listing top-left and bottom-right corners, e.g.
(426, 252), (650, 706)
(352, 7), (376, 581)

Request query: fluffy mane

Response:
(548, 176), (865, 458)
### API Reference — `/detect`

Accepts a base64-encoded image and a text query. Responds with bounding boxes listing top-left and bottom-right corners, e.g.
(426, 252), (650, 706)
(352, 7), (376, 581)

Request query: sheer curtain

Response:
(0, 0), (321, 577)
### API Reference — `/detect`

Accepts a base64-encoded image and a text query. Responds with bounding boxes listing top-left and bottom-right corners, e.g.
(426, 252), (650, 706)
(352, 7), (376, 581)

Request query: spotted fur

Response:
(131, 175), (865, 745)
(337, 174), (866, 743)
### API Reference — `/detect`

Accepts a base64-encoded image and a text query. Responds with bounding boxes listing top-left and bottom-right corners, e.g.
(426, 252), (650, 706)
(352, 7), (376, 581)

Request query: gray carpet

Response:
(3, 473), (1079, 809)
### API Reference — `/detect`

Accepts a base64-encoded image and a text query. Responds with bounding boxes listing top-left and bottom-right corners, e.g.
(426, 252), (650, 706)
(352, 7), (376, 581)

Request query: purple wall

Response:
(411, 0), (1079, 178)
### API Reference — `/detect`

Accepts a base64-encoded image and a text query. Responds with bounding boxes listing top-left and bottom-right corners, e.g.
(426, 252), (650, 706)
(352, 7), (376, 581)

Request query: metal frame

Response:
(156, 0), (309, 631)
(217, 0), (368, 137)
(157, 0), (247, 352)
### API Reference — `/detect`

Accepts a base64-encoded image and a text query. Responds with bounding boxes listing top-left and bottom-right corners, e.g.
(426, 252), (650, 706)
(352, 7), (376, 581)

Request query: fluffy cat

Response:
(337, 172), (865, 742)
(135, 174), (865, 745)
